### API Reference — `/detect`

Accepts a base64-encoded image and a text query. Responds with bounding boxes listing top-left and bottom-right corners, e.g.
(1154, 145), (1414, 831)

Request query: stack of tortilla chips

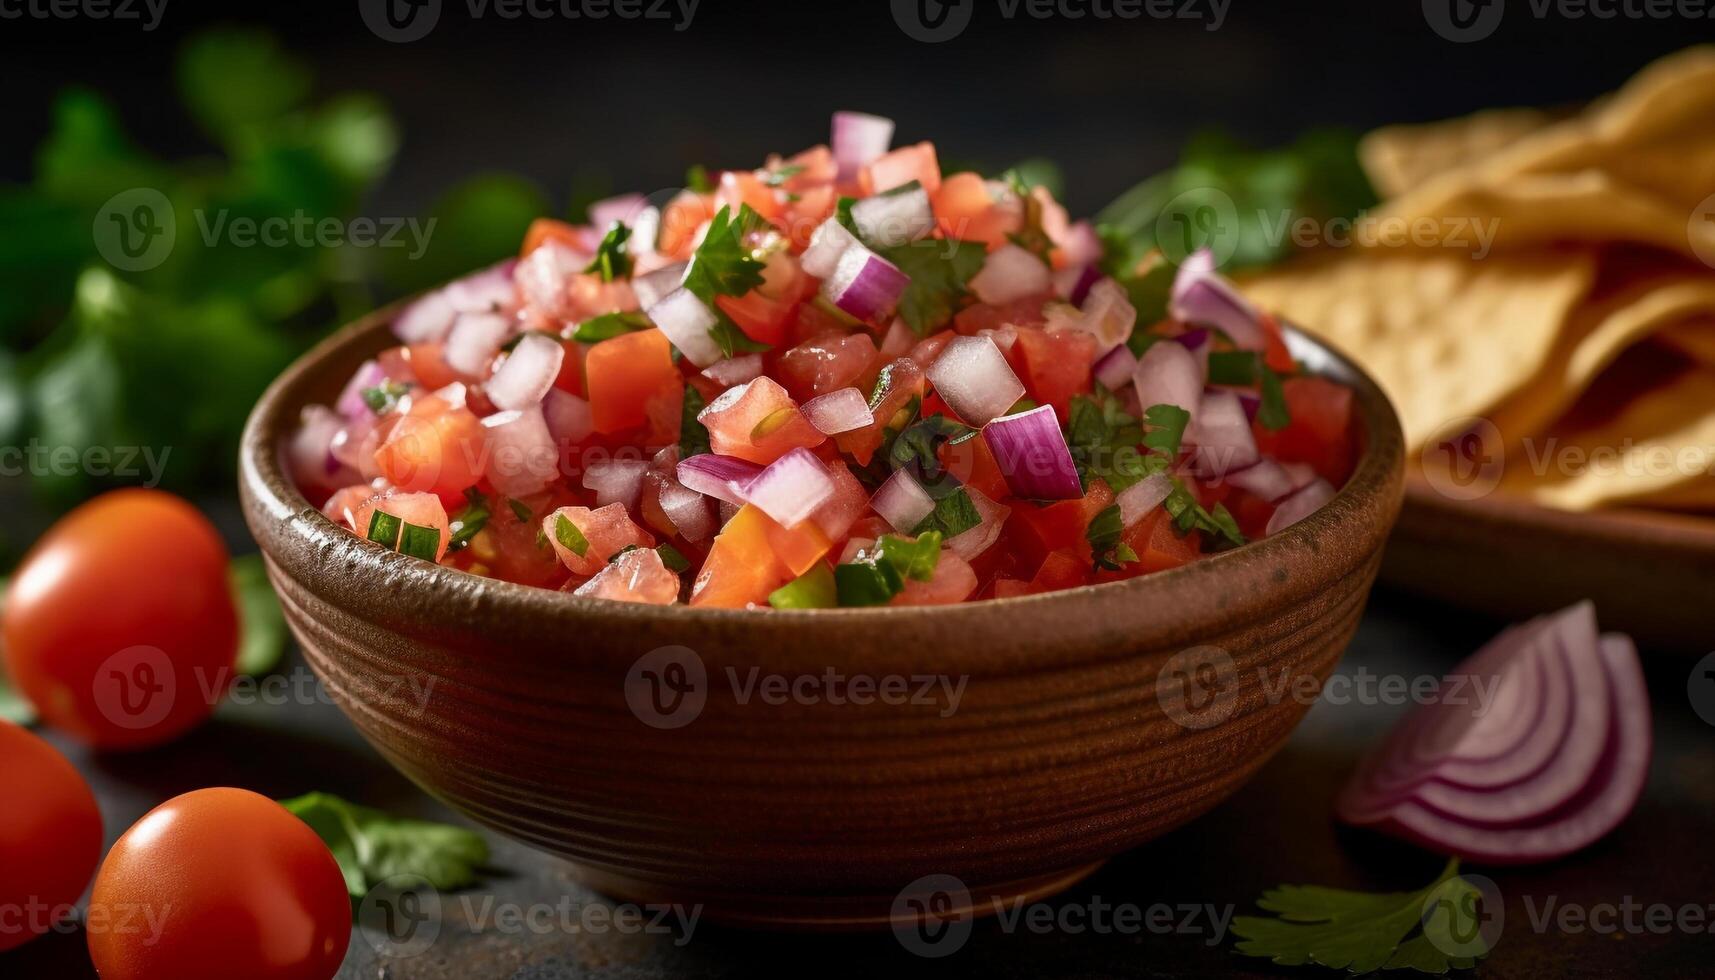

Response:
(1242, 46), (1715, 513)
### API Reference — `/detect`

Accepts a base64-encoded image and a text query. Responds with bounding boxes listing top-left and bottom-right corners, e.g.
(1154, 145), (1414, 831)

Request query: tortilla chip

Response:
(1361, 107), (1554, 198)
(1657, 318), (1715, 367)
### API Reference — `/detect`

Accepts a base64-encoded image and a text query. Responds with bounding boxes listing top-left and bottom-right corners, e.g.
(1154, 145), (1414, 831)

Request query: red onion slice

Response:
(1169, 248), (1265, 350)
(802, 387), (874, 435)
(1092, 345), (1138, 393)
(480, 406), (557, 497)
(647, 287), (724, 368)
(1263, 477), (1333, 535)
(443, 260), (519, 314)
(983, 405), (1083, 501)
(336, 359), (389, 422)
(926, 336), (1026, 426)
(851, 184), (934, 247)
(968, 243), (1051, 306)
(1116, 472), (1173, 527)
(487, 333), (565, 411)
(393, 289), (458, 344)
(1132, 339), (1203, 420)
(444, 312), (512, 377)
(583, 457), (651, 510)
(288, 405), (357, 490)
(1224, 458), (1296, 502)
(801, 218), (862, 279)
(946, 488), (1011, 560)
(1058, 221), (1103, 267)
(823, 246), (908, 322)
(632, 261), (688, 311)
(543, 389), (594, 445)
(1052, 263), (1104, 307)
(871, 468), (936, 532)
(1188, 390), (1260, 478)
(703, 354), (763, 388)
(676, 454), (763, 506)
(739, 448), (837, 528)
(832, 110), (895, 183)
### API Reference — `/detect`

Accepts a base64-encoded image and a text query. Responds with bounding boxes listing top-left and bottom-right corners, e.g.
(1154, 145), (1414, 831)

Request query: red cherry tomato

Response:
(87, 788), (351, 980)
(0, 720), (103, 952)
(2, 490), (237, 750)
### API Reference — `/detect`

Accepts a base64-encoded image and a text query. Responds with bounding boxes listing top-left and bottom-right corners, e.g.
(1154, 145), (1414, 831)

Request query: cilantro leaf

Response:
(1162, 485), (1246, 548)
(878, 238), (987, 335)
(230, 555), (286, 676)
(685, 164), (714, 193)
(889, 414), (977, 498)
(655, 543), (692, 574)
(1257, 363), (1291, 431)
(1207, 350), (1261, 385)
(1231, 860), (1491, 975)
(1085, 503), (1137, 572)
(506, 498), (532, 523)
(762, 164), (805, 188)
(572, 310), (652, 343)
(1065, 394), (1151, 491)
(447, 488), (490, 552)
(913, 488), (982, 539)
(682, 205), (767, 302)
(1141, 403), (1191, 457)
(679, 384), (711, 458)
(282, 792), (489, 898)
(583, 222), (634, 282)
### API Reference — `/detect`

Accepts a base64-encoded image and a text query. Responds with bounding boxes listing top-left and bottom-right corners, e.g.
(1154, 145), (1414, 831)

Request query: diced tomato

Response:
(716, 250), (812, 349)
(459, 491), (569, 589)
(574, 547), (680, 604)
(699, 377), (825, 465)
(1259, 312), (1296, 375)
(776, 331), (878, 401)
(1027, 549), (1090, 594)
(1011, 326), (1098, 421)
(552, 339), (586, 397)
(860, 141), (942, 196)
(992, 578), (1031, 599)
(808, 462), (869, 541)
(774, 144), (837, 190)
(909, 330), (954, 368)
(1253, 376), (1357, 485)
(542, 503), (656, 577)
(584, 329), (680, 435)
(373, 402), (486, 500)
(893, 551), (978, 606)
(353, 491), (452, 561)
(954, 295), (1052, 334)
(1226, 489), (1278, 541)
(763, 515), (832, 578)
(1121, 510), (1203, 574)
(657, 190), (717, 261)
(783, 184), (838, 251)
(931, 172), (1022, 248)
(938, 433), (1009, 501)
(716, 170), (786, 226)
(691, 505), (792, 608)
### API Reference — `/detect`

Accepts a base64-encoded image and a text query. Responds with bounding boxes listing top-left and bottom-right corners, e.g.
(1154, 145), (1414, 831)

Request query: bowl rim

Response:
(240, 296), (1404, 644)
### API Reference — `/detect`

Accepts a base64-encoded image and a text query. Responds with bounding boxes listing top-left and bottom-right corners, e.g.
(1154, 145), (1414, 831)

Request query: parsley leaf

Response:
(282, 792), (490, 898)
(682, 205), (767, 302)
(878, 238), (987, 335)
(1141, 403), (1191, 457)
(1231, 860), (1492, 975)
(679, 384), (711, 458)
(572, 310), (652, 343)
(913, 488), (982, 538)
(1085, 503), (1138, 572)
(889, 414), (977, 498)
(583, 222), (633, 282)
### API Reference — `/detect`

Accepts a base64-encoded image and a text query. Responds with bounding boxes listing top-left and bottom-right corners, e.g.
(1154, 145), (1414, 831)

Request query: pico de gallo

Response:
(288, 112), (1359, 608)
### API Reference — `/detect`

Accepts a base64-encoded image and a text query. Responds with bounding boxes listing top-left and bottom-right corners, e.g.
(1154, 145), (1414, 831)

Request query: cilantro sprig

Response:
(282, 792), (490, 898)
(680, 204), (774, 356)
(1085, 503), (1139, 572)
(879, 238), (987, 335)
(583, 222), (633, 282)
(572, 310), (652, 343)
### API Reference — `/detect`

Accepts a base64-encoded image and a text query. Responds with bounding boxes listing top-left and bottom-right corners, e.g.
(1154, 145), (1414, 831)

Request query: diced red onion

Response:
(946, 488), (1010, 560)
(738, 448), (836, 527)
(1116, 472), (1174, 528)
(1169, 248), (1266, 350)
(480, 406), (557, 497)
(543, 389), (594, 445)
(871, 468), (935, 532)
(647, 287), (724, 368)
(583, 457), (651, 510)
(1053, 263), (1103, 307)
(1264, 477), (1335, 535)
(926, 335), (1026, 426)
(427, 381), (469, 411)
(631, 261), (688, 311)
(288, 405), (356, 490)
(658, 475), (714, 542)
(968, 243), (1051, 306)
(336, 359), (389, 422)
(487, 333), (564, 411)
(588, 193), (649, 232)
(823, 246), (908, 322)
(802, 387), (874, 435)
(832, 110), (895, 183)
(1281, 461), (1317, 491)
(1131, 338), (1204, 419)
(329, 416), (375, 472)
(444, 311), (512, 377)
(702, 354), (762, 388)
(393, 289), (458, 344)
(676, 454), (764, 506)
(983, 405), (1083, 501)
(851, 184), (934, 247)
(1092, 345), (1138, 392)
(801, 218), (862, 279)
(443, 260), (519, 314)
(1187, 390), (1260, 477)
(878, 317), (916, 359)
(1224, 458), (1296, 502)
(1058, 220), (1103, 267)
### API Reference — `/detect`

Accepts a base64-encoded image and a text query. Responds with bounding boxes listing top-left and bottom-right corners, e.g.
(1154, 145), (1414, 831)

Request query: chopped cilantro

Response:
(761, 164), (805, 188)
(1065, 394), (1147, 491)
(1163, 485), (1245, 548)
(281, 792), (490, 898)
(1207, 350), (1260, 385)
(913, 488), (982, 539)
(1002, 168), (1055, 263)
(366, 510), (402, 549)
(554, 513), (590, 558)
(506, 498), (532, 523)
(583, 222), (633, 282)
(679, 385), (711, 458)
(1086, 504), (1138, 572)
(655, 544), (692, 574)
(361, 380), (410, 415)
(447, 489), (490, 552)
(888, 414), (977, 498)
(685, 164), (714, 193)
(682, 205), (768, 302)
(1141, 403), (1190, 457)
(709, 316), (771, 357)
(571, 310), (651, 343)
(877, 238), (987, 335)
(768, 563), (838, 609)
(1257, 363), (1291, 431)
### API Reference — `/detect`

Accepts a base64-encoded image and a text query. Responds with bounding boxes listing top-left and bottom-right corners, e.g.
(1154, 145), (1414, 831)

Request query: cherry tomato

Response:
(2, 490), (237, 750)
(87, 788), (350, 980)
(0, 720), (102, 952)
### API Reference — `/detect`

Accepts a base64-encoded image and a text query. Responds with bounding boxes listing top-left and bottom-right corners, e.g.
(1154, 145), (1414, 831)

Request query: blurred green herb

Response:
(230, 555), (287, 676)
(282, 792), (490, 898)
(0, 576), (36, 725)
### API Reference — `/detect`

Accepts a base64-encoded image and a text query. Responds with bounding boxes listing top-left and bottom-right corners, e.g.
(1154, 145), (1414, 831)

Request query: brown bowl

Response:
(239, 305), (1404, 930)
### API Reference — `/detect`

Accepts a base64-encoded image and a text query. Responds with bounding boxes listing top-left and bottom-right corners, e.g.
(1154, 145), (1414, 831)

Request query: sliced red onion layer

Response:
(1053, 263), (1104, 307)
(1337, 603), (1651, 865)
(487, 333), (565, 411)
(393, 289), (458, 344)
(926, 336), (1026, 426)
(1225, 458), (1296, 502)
(443, 260), (519, 314)
(336, 359), (389, 422)
(288, 405), (357, 490)
(676, 454), (763, 506)
(823, 245), (908, 322)
(983, 405), (1083, 501)
(968, 243), (1052, 306)
(631, 261), (688, 311)
(1059, 221), (1103, 266)
(832, 110), (895, 183)
(801, 218), (862, 278)
(588, 193), (649, 232)
(1280, 461), (1318, 492)
(480, 406), (557, 497)
(1169, 248), (1265, 350)
(871, 468), (936, 532)
(647, 287), (724, 368)
(738, 448), (836, 527)
(1092, 344), (1138, 392)
(444, 311), (512, 377)
(851, 184), (934, 247)
(1264, 477), (1334, 536)
(1132, 338), (1203, 419)
(947, 488), (1011, 560)
(1076, 278), (1138, 349)
(1188, 390), (1259, 477)
(703, 354), (763, 388)
(1116, 472), (1173, 527)
(802, 387), (874, 435)
(543, 389), (594, 445)
(583, 457), (651, 510)
(658, 476), (715, 543)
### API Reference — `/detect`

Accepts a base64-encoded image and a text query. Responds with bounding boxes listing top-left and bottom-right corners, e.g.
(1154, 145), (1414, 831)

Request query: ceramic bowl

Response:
(240, 305), (1404, 929)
